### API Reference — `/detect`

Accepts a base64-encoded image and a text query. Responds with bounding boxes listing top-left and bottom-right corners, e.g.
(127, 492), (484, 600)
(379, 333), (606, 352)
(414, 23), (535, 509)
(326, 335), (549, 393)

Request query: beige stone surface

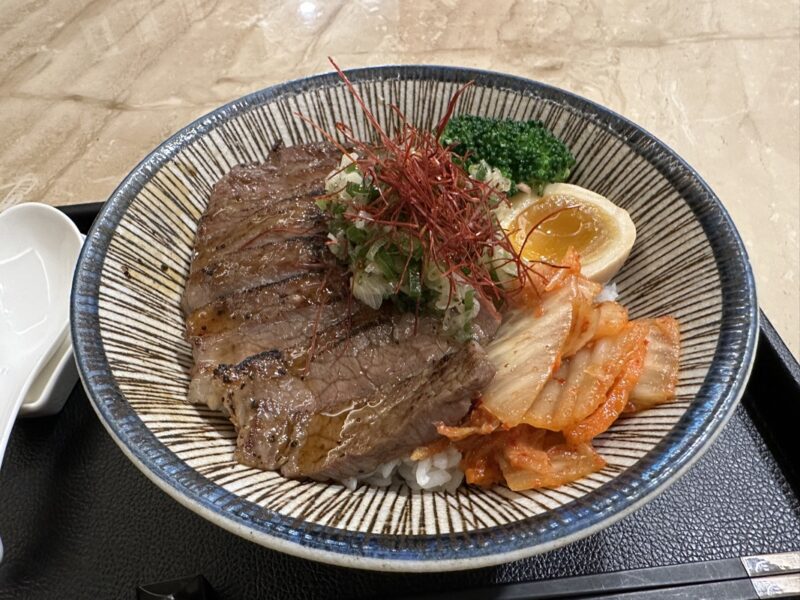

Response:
(1, 0), (798, 355)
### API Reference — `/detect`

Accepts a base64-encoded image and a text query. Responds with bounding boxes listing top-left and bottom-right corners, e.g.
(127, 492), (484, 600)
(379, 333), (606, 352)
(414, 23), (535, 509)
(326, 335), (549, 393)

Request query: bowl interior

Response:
(71, 66), (757, 571)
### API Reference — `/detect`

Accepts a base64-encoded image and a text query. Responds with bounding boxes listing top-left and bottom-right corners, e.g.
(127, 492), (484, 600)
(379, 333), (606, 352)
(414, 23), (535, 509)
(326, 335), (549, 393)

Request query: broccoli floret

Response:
(442, 115), (575, 194)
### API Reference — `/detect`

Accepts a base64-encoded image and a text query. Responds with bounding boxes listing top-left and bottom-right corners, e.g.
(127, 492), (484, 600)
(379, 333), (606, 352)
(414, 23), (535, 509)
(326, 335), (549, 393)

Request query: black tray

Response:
(1, 204), (798, 600)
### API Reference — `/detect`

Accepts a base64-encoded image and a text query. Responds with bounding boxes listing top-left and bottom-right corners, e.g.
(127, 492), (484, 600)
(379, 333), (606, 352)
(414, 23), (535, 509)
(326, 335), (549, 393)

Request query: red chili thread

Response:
(295, 57), (546, 309)
(296, 59), (583, 339)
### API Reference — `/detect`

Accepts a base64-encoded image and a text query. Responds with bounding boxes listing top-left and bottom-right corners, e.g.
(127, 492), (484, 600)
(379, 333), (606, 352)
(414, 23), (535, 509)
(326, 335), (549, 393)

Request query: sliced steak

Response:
(187, 266), (351, 369)
(191, 300), (348, 367)
(298, 314), (454, 406)
(191, 197), (327, 274)
(211, 314), (455, 469)
(182, 142), (499, 482)
(280, 342), (495, 480)
(183, 236), (335, 313)
(208, 314), (452, 416)
(185, 271), (347, 340)
(183, 143), (340, 313)
(186, 296), (385, 408)
(195, 143), (339, 246)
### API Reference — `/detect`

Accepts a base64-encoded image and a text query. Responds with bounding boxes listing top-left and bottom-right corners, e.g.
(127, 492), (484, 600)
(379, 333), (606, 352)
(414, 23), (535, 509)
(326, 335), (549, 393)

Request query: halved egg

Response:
(500, 183), (636, 283)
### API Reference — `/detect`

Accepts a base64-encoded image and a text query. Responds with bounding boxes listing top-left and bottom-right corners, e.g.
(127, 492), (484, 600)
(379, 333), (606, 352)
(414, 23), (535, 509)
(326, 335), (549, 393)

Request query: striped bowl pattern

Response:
(71, 66), (757, 571)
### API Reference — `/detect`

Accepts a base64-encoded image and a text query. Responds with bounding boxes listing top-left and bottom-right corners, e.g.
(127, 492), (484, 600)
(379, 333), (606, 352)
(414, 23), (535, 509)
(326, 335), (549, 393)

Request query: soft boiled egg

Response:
(499, 183), (636, 284)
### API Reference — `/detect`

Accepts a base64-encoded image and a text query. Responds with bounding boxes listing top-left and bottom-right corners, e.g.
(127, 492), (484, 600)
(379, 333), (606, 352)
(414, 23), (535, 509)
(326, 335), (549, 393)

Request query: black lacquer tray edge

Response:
(741, 310), (800, 496)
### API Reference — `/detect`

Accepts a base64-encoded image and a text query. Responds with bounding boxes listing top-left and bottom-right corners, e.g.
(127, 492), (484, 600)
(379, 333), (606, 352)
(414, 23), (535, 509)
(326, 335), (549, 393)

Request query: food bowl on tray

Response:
(71, 66), (757, 572)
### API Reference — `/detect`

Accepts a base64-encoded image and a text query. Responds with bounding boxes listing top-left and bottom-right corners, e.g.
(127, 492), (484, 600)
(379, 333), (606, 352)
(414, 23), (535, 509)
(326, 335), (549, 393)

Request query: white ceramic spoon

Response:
(0, 203), (83, 562)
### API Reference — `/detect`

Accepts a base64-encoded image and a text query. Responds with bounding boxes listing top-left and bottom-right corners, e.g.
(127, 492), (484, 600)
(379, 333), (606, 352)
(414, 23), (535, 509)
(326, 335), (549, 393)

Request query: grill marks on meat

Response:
(186, 272), (347, 340)
(184, 143), (345, 407)
(285, 342), (495, 480)
(186, 297), (385, 408)
(192, 299), (351, 367)
(195, 143), (340, 242)
(191, 199), (327, 274)
(182, 143), (498, 481)
(184, 236), (337, 313)
(230, 343), (496, 480)
(223, 317), (492, 479)
(201, 313), (450, 416)
(183, 143), (342, 313)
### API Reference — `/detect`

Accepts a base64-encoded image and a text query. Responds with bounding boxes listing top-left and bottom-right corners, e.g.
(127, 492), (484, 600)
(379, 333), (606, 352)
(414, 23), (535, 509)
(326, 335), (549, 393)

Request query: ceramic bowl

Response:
(71, 66), (757, 572)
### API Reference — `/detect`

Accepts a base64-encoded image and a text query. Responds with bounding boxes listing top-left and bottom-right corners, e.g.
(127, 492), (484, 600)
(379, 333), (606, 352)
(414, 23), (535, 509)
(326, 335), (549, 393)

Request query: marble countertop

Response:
(2, 0), (798, 356)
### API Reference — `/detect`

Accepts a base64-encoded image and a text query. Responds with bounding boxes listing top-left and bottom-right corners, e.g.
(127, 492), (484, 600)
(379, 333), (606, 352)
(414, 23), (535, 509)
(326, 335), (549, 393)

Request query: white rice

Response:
(340, 446), (464, 493)
(596, 282), (619, 303)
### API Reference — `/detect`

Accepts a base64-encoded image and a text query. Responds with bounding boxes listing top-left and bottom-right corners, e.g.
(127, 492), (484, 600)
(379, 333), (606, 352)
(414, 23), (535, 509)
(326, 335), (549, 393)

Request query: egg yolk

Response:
(509, 194), (610, 262)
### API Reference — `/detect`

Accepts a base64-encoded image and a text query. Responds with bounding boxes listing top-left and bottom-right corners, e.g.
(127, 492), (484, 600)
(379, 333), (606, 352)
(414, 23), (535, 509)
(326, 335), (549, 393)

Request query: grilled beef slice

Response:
(183, 142), (341, 314)
(260, 342), (494, 480)
(183, 236), (337, 313)
(182, 143), (499, 480)
(190, 197), (327, 275)
(193, 143), (340, 250)
(201, 313), (452, 415)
